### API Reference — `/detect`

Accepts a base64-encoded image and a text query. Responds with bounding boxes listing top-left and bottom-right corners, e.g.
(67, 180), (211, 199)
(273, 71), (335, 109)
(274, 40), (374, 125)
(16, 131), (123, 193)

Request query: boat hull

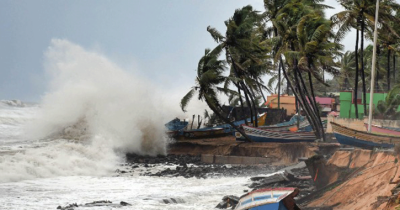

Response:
(235, 188), (297, 210)
(331, 122), (400, 149)
(334, 133), (394, 149)
(364, 123), (400, 136)
(236, 125), (316, 143)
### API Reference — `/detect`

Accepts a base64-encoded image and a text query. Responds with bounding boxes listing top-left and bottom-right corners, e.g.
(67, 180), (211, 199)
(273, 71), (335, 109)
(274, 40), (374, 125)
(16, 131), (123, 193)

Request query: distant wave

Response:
(0, 100), (27, 107)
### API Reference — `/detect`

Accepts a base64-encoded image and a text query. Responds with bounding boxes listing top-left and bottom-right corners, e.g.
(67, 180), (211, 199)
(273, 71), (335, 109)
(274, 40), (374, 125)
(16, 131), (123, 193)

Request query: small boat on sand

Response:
(331, 122), (400, 149)
(364, 123), (400, 136)
(165, 118), (189, 131)
(236, 125), (316, 143)
(259, 115), (305, 131)
(235, 188), (300, 210)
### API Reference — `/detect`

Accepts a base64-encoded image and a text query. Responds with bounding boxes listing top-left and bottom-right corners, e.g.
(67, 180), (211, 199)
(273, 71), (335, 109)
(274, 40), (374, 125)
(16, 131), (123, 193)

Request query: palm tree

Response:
(338, 51), (356, 90)
(180, 49), (253, 142)
(207, 5), (269, 127)
(271, 0), (337, 140)
(374, 84), (400, 119)
(263, 0), (290, 108)
(332, 0), (400, 117)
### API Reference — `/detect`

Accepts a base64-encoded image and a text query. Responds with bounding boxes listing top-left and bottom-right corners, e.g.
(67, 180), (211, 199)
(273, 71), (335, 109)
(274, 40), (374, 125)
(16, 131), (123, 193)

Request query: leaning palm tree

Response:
(271, 0), (340, 141)
(207, 5), (270, 127)
(374, 84), (400, 119)
(180, 49), (253, 142)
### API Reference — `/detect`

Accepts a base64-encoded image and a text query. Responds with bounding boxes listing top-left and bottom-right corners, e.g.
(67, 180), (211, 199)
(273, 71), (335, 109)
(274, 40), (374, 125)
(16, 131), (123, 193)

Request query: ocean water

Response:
(0, 100), (256, 210)
(0, 40), (262, 209)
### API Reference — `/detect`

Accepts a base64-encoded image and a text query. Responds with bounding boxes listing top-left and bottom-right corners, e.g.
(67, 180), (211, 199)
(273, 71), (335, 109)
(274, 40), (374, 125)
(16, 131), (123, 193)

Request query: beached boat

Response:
(167, 113), (267, 140)
(165, 118), (189, 131)
(331, 122), (400, 149)
(235, 188), (299, 210)
(294, 120), (328, 132)
(166, 127), (226, 139)
(259, 115), (305, 130)
(236, 125), (316, 143)
(260, 118), (308, 132)
(364, 123), (400, 136)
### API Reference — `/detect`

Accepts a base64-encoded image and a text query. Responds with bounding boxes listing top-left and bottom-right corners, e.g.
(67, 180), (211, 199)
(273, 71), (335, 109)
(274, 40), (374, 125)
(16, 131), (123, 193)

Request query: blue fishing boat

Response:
(260, 115), (305, 129)
(165, 118), (189, 131)
(167, 113), (267, 140)
(236, 125), (316, 143)
(331, 122), (400, 149)
(235, 188), (299, 210)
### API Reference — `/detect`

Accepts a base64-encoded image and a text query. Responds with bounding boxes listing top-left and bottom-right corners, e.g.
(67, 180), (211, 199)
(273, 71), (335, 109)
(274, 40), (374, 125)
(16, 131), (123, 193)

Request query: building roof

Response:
(315, 97), (333, 105)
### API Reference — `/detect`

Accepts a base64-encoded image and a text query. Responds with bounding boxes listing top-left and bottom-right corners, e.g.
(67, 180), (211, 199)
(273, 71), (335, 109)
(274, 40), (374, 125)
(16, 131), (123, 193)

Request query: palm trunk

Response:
(237, 86), (248, 125)
(230, 56), (254, 126)
(377, 47), (380, 91)
(245, 84), (259, 127)
(240, 82), (255, 126)
(293, 67), (321, 139)
(204, 96), (253, 142)
(197, 115), (202, 129)
(308, 70), (325, 141)
(280, 56), (320, 139)
(190, 115), (195, 130)
(388, 49), (391, 91)
(360, 19), (367, 115)
(294, 66), (322, 139)
(278, 62), (281, 109)
(295, 90), (299, 129)
(257, 78), (266, 103)
(393, 53), (396, 84)
(376, 69), (380, 90)
(354, 27), (360, 119)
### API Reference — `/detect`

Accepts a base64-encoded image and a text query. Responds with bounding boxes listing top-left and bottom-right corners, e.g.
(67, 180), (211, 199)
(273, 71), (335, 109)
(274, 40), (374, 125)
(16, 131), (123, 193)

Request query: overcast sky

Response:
(0, 0), (358, 102)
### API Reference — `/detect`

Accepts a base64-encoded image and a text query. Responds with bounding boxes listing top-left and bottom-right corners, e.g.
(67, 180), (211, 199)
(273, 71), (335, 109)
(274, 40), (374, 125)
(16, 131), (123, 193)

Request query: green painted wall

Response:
(339, 92), (389, 119)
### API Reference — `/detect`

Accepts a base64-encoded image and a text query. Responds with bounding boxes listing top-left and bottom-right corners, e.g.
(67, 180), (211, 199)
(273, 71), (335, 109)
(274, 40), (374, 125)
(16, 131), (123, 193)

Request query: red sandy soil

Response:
(307, 150), (400, 210)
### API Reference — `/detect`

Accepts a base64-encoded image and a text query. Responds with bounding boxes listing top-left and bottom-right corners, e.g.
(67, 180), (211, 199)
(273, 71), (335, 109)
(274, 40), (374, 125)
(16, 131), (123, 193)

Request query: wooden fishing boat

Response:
(364, 123), (400, 136)
(235, 188), (299, 210)
(331, 122), (400, 149)
(259, 115), (305, 131)
(167, 113), (267, 140)
(293, 120), (328, 132)
(165, 118), (188, 131)
(236, 125), (316, 143)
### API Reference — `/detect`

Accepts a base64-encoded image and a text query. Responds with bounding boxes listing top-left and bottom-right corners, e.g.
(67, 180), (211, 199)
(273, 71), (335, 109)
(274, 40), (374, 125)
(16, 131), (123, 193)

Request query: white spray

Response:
(0, 39), (196, 182)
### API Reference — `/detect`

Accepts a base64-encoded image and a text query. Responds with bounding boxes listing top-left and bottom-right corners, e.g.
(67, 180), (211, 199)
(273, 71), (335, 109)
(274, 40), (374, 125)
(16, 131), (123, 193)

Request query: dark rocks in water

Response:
(247, 165), (316, 201)
(56, 203), (78, 210)
(249, 170), (295, 189)
(162, 198), (185, 204)
(216, 195), (239, 209)
(115, 169), (127, 174)
(126, 154), (202, 165)
(120, 201), (132, 206)
(84, 200), (112, 206)
(123, 154), (286, 179)
(56, 200), (132, 209)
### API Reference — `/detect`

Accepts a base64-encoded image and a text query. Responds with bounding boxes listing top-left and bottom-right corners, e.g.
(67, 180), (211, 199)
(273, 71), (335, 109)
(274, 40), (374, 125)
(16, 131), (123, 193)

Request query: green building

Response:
(339, 91), (388, 119)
